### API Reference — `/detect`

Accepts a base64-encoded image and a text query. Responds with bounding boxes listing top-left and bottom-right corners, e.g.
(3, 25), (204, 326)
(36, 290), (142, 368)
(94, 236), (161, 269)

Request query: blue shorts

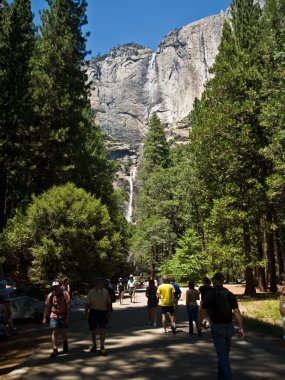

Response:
(88, 309), (108, 330)
(50, 317), (68, 329)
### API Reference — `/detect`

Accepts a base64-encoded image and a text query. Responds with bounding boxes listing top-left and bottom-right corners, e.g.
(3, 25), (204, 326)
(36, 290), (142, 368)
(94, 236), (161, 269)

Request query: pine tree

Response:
(30, 0), (91, 191)
(190, 0), (265, 295)
(0, 0), (35, 231)
(141, 113), (170, 176)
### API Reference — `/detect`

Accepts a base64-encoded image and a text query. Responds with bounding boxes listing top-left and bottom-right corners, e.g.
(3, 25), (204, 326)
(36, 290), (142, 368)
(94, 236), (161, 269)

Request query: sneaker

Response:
(50, 349), (59, 358)
(99, 347), (108, 356)
(63, 341), (68, 353)
(90, 345), (97, 352)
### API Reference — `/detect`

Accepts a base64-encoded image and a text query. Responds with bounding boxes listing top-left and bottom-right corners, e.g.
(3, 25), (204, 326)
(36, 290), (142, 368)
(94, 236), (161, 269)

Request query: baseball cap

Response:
(212, 272), (225, 281)
(52, 280), (60, 287)
(95, 275), (104, 282)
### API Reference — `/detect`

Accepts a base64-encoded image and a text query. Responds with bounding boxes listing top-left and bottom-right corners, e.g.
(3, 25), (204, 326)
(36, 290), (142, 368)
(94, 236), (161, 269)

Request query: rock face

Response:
(86, 12), (226, 154)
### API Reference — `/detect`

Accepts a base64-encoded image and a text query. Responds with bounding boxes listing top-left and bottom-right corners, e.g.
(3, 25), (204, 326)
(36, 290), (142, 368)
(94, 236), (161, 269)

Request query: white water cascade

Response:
(147, 52), (157, 114)
(125, 166), (137, 223)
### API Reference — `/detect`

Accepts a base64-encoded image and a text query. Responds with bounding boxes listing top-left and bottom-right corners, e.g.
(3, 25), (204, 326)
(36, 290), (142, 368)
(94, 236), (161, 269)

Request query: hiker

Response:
(127, 275), (136, 303)
(145, 278), (159, 327)
(117, 278), (125, 304)
(85, 276), (111, 355)
(157, 275), (176, 334)
(0, 278), (17, 334)
(186, 280), (202, 336)
(199, 272), (244, 380)
(279, 273), (285, 340)
(43, 279), (71, 358)
(170, 277), (182, 321)
(62, 277), (71, 294)
(198, 277), (212, 328)
(0, 295), (9, 340)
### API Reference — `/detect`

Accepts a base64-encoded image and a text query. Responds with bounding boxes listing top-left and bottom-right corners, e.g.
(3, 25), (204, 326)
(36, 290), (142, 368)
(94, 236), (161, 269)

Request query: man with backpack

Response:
(43, 279), (71, 358)
(199, 272), (244, 380)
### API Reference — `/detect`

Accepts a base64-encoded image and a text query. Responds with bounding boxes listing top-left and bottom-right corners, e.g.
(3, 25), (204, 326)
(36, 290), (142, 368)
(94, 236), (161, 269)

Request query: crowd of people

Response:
(1, 272), (285, 380)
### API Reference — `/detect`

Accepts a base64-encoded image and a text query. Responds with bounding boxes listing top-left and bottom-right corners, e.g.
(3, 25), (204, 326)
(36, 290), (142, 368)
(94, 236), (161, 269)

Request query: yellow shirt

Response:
(86, 288), (110, 310)
(157, 284), (174, 306)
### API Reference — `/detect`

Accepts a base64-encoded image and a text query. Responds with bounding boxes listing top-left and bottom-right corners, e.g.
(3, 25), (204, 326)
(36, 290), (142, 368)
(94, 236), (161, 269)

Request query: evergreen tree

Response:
(141, 113), (170, 176)
(30, 0), (91, 191)
(0, 0), (35, 231)
(190, 0), (265, 295)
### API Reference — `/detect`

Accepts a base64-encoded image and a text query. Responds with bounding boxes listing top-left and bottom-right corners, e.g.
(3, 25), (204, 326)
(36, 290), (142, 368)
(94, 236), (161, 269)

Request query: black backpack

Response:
(209, 288), (233, 323)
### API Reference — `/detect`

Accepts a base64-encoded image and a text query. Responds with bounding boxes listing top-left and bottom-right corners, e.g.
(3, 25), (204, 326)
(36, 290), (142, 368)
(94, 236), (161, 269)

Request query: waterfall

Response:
(147, 52), (156, 114)
(125, 166), (137, 223)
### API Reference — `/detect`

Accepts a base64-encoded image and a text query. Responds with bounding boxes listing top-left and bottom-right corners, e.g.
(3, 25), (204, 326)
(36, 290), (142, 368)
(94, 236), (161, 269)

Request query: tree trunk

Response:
(275, 227), (285, 278)
(256, 238), (266, 291)
(243, 222), (256, 296)
(265, 212), (277, 292)
(0, 164), (7, 232)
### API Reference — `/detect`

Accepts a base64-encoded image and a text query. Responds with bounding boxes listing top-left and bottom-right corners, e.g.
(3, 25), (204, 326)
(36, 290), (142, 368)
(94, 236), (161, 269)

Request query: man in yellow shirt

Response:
(157, 275), (176, 333)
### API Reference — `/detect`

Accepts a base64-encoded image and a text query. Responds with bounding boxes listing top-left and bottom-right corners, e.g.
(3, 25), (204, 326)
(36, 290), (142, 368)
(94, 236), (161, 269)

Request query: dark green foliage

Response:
(0, 183), (123, 285)
(0, 0), (35, 230)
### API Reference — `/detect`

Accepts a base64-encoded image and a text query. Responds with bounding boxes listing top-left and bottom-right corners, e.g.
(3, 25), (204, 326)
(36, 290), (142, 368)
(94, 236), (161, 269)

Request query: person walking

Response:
(170, 277), (182, 321)
(0, 278), (17, 334)
(117, 278), (125, 304)
(62, 277), (71, 294)
(127, 275), (136, 303)
(199, 272), (244, 380)
(145, 279), (159, 327)
(186, 280), (202, 336)
(198, 277), (212, 328)
(85, 276), (111, 355)
(43, 279), (71, 358)
(157, 275), (176, 334)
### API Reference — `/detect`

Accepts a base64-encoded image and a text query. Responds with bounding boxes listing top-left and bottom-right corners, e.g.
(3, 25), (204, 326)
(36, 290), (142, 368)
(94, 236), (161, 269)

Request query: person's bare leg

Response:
(162, 313), (167, 332)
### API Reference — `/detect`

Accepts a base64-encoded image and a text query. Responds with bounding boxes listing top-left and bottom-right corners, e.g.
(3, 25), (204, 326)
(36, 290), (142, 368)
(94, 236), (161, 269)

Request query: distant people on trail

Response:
(157, 275), (176, 334)
(72, 290), (80, 305)
(170, 277), (182, 320)
(117, 278), (125, 304)
(85, 276), (111, 356)
(62, 277), (71, 294)
(127, 275), (136, 303)
(199, 272), (244, 380)
(0, 295), (9, 339)
(43, 279), (71, 358)
(0, 278), (17, 334)
(145, 279), (159, 327)
(186, 280), (201, 336)
(198, 277), (212, 328)
(279, 273), (285, 340)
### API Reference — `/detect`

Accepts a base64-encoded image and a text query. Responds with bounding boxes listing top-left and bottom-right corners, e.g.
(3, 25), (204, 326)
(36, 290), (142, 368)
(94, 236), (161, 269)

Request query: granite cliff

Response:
(86, 12), (227, 163)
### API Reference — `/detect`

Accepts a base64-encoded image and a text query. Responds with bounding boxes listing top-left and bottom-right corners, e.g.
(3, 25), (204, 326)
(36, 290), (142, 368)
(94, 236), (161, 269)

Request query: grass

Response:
(238, 297), (284, 337)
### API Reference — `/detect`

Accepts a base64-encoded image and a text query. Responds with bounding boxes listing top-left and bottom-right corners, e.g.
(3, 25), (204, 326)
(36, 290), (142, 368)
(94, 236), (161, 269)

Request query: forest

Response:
(0, 0), (285, 296)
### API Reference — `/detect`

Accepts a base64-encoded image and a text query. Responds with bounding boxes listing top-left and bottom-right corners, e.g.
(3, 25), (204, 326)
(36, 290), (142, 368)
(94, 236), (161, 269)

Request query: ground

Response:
(0, 284), (268, 379)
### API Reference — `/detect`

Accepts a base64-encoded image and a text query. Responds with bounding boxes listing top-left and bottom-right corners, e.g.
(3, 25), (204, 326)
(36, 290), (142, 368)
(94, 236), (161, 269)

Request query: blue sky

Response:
(29, 0), (232, 58)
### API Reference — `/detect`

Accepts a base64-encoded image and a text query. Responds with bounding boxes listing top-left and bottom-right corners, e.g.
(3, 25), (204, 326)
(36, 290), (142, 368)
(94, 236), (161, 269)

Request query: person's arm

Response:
(172, 287), (175, 304)
(198, 308), (207, 329)
(42, 295), (51, 325)
(65, 293), (71, 325)
(185, 290), (189, 308)
(233, 308), (245, 338)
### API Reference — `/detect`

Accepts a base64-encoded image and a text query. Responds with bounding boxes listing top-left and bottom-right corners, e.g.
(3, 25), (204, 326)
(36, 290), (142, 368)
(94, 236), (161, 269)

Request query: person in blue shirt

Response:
(170, 277), (182, 321)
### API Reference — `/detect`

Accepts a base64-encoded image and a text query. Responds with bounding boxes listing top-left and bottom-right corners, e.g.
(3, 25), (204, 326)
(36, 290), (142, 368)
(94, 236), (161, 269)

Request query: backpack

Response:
(209, 288), (233, 323)
(49, 290), (68, 314)
(107, 287), (117, 303)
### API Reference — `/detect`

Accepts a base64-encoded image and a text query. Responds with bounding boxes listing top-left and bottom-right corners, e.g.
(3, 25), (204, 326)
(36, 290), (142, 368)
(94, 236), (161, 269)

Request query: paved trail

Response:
(2, 288), (285, 380)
